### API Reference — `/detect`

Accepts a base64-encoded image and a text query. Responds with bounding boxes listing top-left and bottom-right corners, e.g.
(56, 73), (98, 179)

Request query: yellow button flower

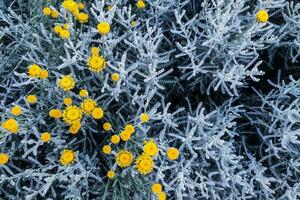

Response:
(107, 170), (115, 179)
(87, 55), (106, 72)
(60, 149), (76, 166)
(76, 12), (89, 23)
(136, 0), (146, 9)
(120, 130), (132, 141)
(11, 105), (22, 116)
(41, 132), (51, 142)
(49, 109), (63, 119)
(81, 98), (97, 114)
(69, 121), (81, 134)
(135, 153), (154, 175)
(43, 7), (51, 16)
(151, 183), (162, 193)
(92, 107), (104, 119)
(2, 118), (19, 133)
(0, 153), (9, 165)
(115, 150), (133, 168)
(97, 22), (110, 35)
(103, 122), (112, 131)
(27, 64), (41, 78)
(111, 73), (120, 81)
(79, 89), (88, 97)
(51, 9), (59, 18)
(102, 145), (112, 154)
(54, 25), (63, 34)
(166, 147), (179, 160)
(157, 192), (167, 200)
(63, 97), (73, 106)
(124, 124), (135, 134)
(91, 47), (99, 56)
(39, 69), (49, 80)
(58, 75), (75, 91)
(27, 95), (37, 104)
(140, 113), (149, 123)
(143, 140), (159, 156)
(59, 29), (70, 39)
(78, 3), (85, 10)
(111, 135), (120, 144)
(63, 106), (83, 125)
(256, 10), (269, 23)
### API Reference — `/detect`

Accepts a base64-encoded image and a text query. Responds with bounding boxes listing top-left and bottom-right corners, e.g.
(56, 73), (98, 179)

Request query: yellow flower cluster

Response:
(53, 25), (71, 39)
(43, 7), (59, 18)
(135, 153), (154, 175)
(27, 64), (49, 79)
(151, 183), (166, 200)
(1, 118), (19, 133)
(87, 47), (106, 72)
(62, 0), (88, 23)
(63, 105), (83, 125)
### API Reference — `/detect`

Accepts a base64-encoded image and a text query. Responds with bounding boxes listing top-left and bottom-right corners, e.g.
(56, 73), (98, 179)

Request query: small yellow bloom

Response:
(135, 153), (154, 175)
(43, 7), (52, 16)
(63, 97), (73, 106)
(63, 106), (83, 125)
(256, 10), (269, 23)
(115, 150), (133, 168)
(62, 0), (79, 15)
(111, 135), (120, 144)
(11, 106), (22, 116)
(27, 95), (37, 104)
(27, 64), (41, 78)
(0, 153), (9, 165)
(79, 89), (88, 97)
(87, 55), (106, 72)
(151, 183), (162, 193)
(107, 170), (115, 179)
(103, 122), (112, 131)
(130, 20), (137, 27)
(49, 109), (63, 119)
(92, 107), (104, 119)
(58, 75), (75, 91)
(78, 3), (85, 10)
(143, 140), (159, 156)
(80, 98), (97, 114)
(91, 47), (99, 56)
(76, 12), (89, 23)
(107, 5), (113, 11)
(136, 0), (146, 9)
(1, 118), (19, 133)
(63, 24), (70, 30)
(102, 145), (112, 154)
(41, 132), (51, 142)
(157, 192), (167, 200)
(111, 73), (120, 81)
(124, 124), (135, 134)
(97, 22), (110, 35)
(39, 69), (49, 80)
(51, 9), (59, 18)
(120, 130), (131, 141)
(60, 149), (76, 165)
(60, 29), (70, 39)
(54, 25), (63, 34)
(140, 113), (149, 123)
(167, 147), (179, 160)
(69, 121), (81, 134)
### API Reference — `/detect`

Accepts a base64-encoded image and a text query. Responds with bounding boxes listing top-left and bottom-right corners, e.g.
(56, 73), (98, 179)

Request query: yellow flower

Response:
(151, 183), (162, 193)
(69, 121), (81, 134)
(60, 149), (76, 165)
(103, 122), (112, 131)
(63, 97), (73, 106)
(111, 73), (120, 81)
(130, 20), (137, 27)
(136, 0), (146, 9)
(63, 106), (83, 125)
(78, 3), (85, 10)
(91, 47), (99, 56)
(120, 130), (132, 141)
(135, 153), (154, 175)
(143, 140), (159, 156)
(62, 0), (79, 15)
(124, 124), (135, 134)
(49, 109), (63, 119)
(76, 12), (89, 23)
(63, 24), (70, 30)
(157, 192), (167, 200)
(79, 89), (88, 97)
(107, 170), (115, 179)
(107, 5), (113, 11)
(111, 135), (120, 144)
(115, 150), (133, 168)
(58, 75), (75, 91)
(39, 69), (49, 80)
(167, 147), (179, 160)
(87, 55), (106, 72)
(27, 95), (37, 104)
(2, 118), (19, 133)
(41, 132), (51, 142)
(27, 64), (41, 78)
(102, 145), (112, 154)
(0, 153), (9, 165)
(43, 7), (52, 16)
(97, 22), (110, 35)
(140, 113), (149, 123)
(81, 98), (97, 114)
(11, 106), (22, 116)
(92, 107), (104, 119)
(51, 9), (59, 18)
(60, 29), (70, 39)
(256, 10), (269, 23)
(54, 25), (63, 34)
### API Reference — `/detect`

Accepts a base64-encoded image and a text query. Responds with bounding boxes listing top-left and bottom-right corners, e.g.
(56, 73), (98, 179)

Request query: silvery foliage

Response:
(0, 0), (300, 199)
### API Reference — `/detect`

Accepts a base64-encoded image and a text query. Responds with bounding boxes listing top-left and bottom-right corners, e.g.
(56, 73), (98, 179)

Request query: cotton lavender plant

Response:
(0, 0), (299, 199)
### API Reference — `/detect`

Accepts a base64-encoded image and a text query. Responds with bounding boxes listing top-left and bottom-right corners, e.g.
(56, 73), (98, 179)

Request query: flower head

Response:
(27, 64), (41, 78)
(140, 113), (149, 123)
(167, 147), (179, 160)
(79, 89), (88, 97)
(11, 106), (22, 116)
(143, 140), (159, 156)
(107, 170), (115, 179)
(76, 12), (89, 23)
(63, 97), (73, 106)
(135, 153), (154, 175)
(41, 132), (51, 143)
(49, 109), (63, 119)
(111, 73), (120, 81)
(59, 29), (70, 39)
(115, 150), (133, 168)
(136, 0), (146, 9)
(111, 135), (120, 144)
(60, 149), (76, 165)
(51, 9), (59, 18)
(151, 183), (162, 193)
(102, 145), (112, 154)
(27, 95), (37, 104)
(124, 124), (135, 134)
(0, 153), (9, 165)
(120, 130), (132, 141)
(39, 69), (49, 80)
(87, 55), (106, 72)
(103, 122), (112, 131)
(80, 98), (97, 114)
(58, 75), (75, 91)
(256, 10), (269, 23)
(43, 7), (51, 16)
(97, 22), (110, 35)
(69, 121), (81, 134)
(92, 107), (104, 119)
(63, 106), (83, 125)
(2, 119), (19, 133)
